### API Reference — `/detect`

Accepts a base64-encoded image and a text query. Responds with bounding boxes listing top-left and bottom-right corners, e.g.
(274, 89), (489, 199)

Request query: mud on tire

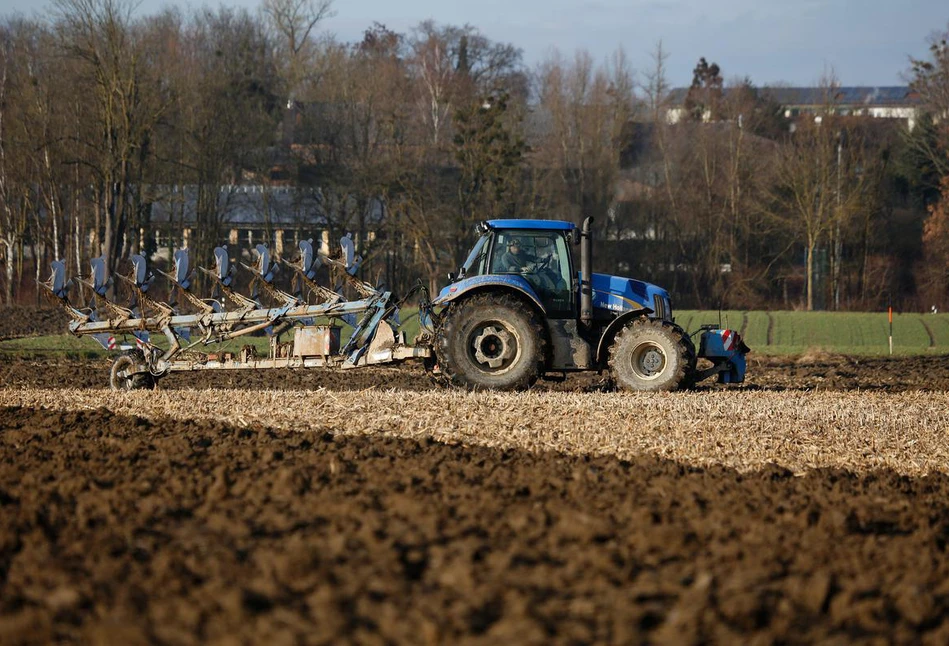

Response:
(679, 328), (698, 389)
(109, 350), (155, 391)
(609, 318), (693, 392)
(435, 293), (546, 391)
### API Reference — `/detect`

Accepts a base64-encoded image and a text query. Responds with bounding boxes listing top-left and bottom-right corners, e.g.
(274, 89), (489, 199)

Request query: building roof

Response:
(764, 86), (920, 107)
(149, 185), (329, 228)
(666, 86), (920, 108)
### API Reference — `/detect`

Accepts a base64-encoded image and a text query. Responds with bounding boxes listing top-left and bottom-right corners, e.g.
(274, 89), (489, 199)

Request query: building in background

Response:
(665, 86), (921, 128)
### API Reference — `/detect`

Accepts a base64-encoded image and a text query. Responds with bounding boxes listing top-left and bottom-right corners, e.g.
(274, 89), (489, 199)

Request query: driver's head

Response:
(507, 238), (521, 252)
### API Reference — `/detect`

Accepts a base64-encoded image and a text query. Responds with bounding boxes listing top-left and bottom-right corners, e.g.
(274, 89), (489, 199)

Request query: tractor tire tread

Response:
(435, 293), (546, 391)
(609, 317), (692, 392)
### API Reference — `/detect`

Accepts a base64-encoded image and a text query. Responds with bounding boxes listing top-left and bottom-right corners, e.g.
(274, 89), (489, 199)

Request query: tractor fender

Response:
(433, 275), (546, 314)
(594, 308), (654, 365)
(432, 277), (551, 366)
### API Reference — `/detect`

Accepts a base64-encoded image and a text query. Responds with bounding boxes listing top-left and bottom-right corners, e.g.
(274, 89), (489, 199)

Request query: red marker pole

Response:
(888, 307), (893, 356)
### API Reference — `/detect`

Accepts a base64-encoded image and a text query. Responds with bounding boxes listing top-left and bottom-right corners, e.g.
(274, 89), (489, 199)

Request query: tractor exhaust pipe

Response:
(580, 216), (593, 329)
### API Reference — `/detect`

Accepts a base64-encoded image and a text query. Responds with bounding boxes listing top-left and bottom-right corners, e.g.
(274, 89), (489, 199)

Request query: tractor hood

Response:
(590, 273), (673, 320)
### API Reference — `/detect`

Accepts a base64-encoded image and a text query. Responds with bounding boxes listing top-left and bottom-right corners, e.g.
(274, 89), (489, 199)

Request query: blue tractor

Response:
(430, 217), (748, 391)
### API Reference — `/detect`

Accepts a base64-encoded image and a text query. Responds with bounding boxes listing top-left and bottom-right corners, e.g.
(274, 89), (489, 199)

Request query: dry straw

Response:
(2, 388), (948, 476)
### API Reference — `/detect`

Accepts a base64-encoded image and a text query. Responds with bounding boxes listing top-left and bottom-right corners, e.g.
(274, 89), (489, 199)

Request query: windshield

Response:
(459, 234), (489, 278)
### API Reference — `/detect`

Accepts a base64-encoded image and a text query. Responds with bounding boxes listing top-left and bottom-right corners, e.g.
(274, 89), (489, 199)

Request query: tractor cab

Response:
(456, 220), (576, 317)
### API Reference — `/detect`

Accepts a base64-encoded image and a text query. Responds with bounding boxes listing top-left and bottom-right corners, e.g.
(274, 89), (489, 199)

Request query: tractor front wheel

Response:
(609, 318), (692, 392)
(436, 293), (545, 391)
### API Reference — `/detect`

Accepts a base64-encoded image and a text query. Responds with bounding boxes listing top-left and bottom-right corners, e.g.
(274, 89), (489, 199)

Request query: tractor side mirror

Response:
(572, 229), (581, 245)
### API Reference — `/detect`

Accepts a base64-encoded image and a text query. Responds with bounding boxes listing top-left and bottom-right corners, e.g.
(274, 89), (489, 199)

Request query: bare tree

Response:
(53, 0), (168, 282)
(409, 21), (456, 147)
(408, 21), (524, 148)
(910, 23), (949, 310)
(919, 175), (949, 309)
(263, 0), (334, 102)
(391, 171), (454, 294)
(534, 48), (636, 239)
(0, 31), (32, 304)
(766, 109), (869, 311)
(164, 7), (281, 267)
(296, 23), (410, 281)
(639, 41), (687, 282)
(16, 22), (66, 296)
(910, 22), (949, 176)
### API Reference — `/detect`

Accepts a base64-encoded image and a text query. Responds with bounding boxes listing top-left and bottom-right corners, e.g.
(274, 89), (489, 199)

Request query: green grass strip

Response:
(9, 310), (949, 359)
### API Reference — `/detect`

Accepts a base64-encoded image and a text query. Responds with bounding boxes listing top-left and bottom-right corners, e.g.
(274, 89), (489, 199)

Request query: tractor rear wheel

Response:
(436, 293), (545, 391)
(109, 350), (155, 391)
(609, 318), (692, 392)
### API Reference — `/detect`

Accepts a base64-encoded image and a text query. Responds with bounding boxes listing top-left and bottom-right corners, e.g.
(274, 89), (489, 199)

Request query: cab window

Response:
(491, 230), (574, 316)
(459, 234), (489, 278)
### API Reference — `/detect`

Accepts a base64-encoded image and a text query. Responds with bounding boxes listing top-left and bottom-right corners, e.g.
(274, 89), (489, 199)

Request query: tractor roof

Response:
(485, 219), (576, 231)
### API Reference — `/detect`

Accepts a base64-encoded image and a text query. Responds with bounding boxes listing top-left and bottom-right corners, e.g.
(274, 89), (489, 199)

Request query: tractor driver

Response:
(500, 238), (536, 272)
(501, 238), (559, 291)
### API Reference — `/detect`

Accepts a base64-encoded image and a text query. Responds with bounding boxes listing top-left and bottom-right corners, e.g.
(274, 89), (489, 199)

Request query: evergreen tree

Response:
(685, 57), (723, 121)
(452, 91), (526, 259)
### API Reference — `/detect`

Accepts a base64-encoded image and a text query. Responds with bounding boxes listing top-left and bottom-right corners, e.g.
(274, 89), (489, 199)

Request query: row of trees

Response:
(912, 30), (949, 311)
(0, 0), (947, 311)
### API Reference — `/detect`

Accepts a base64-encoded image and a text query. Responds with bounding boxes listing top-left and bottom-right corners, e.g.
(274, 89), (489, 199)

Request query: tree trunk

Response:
(4, 238), (13, 306)
(806, 237), (815, 312)
(74, 210), (81, 277)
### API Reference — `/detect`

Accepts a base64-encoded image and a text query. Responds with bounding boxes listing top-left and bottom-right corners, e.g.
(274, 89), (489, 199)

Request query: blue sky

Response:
(0, 0), (945, 87)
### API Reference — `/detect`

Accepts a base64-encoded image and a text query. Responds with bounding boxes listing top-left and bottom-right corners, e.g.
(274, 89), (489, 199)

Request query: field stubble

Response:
(1, 387), (948, 476)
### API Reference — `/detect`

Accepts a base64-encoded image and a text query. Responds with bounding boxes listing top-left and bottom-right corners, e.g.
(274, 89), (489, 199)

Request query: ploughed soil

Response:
(1, 352), (949, 392)
(4, 306), (949, 643)
(4, 406), (949, 644)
